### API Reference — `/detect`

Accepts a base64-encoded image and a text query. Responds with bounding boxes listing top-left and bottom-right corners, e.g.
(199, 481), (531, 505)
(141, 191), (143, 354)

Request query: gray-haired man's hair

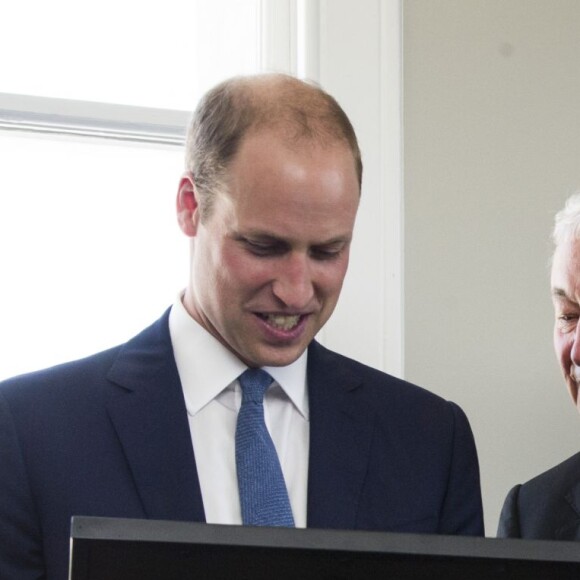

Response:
(553, 192), (580, 247)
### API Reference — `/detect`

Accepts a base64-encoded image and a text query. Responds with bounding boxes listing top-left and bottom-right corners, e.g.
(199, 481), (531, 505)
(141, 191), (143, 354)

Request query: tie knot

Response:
(239, 368), (273, 403)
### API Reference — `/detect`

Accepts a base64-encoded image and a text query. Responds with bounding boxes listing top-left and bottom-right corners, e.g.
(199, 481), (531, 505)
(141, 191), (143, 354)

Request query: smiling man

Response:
(178, 117), (360, 369)
(498, 192), (580, 540)
(0, 74), (483, 580)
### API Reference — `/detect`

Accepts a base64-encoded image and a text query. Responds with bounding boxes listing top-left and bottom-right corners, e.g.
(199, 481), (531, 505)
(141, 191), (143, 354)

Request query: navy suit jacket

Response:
(497, 451), (580, 540)
(0, 310), (483, 580)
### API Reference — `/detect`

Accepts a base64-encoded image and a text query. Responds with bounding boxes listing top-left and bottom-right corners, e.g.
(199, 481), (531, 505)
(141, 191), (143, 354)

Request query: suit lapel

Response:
(560, 479), (580, 540)
(105, 310), (205, 522)
(306, 341), (375, 529)
(103, 324), (375, 528)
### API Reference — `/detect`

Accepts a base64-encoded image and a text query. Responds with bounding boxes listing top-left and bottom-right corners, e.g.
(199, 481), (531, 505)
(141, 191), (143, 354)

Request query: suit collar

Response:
(565, 481), (580, 518)
(105, 309), (205, 522)
(306, 341), (375, 529)
(102, 322), (376, 529)
(560, 477), (580, 539)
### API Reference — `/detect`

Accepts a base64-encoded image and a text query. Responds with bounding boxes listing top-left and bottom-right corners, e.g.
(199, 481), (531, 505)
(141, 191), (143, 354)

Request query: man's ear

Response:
(176, 172), (201, 237)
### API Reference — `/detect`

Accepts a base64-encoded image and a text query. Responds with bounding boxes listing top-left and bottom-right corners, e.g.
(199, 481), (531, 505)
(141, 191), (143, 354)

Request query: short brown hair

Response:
(185, 73), (362, 219)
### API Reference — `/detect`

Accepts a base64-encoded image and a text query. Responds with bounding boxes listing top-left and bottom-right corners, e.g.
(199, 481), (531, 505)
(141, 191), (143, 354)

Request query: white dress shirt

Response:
(169, 296), (309, 527)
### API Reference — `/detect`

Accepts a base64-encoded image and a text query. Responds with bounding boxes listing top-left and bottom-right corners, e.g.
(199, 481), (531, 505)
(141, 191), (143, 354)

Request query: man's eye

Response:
(311, 247), (342, 260)
(557, 314), (579, 332)
(247, 243), (272, 255)
(245, 241), (283, 256)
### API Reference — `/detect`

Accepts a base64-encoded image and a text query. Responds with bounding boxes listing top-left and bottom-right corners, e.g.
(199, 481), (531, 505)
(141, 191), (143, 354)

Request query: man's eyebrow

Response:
(552, 287), (574, 301)
(234, 232), (352, 245)
(315, 235), (352, 246)
(234, 232), (286, 243)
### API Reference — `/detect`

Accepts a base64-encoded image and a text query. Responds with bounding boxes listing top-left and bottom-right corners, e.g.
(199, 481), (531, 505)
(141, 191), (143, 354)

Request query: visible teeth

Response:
(266, 314), (300, 330)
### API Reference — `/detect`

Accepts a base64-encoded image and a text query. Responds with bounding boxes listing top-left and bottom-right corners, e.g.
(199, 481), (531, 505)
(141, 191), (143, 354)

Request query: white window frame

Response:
(0, 93), (188, 146)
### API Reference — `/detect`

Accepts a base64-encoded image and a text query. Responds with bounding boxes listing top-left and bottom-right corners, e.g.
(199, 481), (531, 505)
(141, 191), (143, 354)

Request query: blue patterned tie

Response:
(235, 368), (295, 527)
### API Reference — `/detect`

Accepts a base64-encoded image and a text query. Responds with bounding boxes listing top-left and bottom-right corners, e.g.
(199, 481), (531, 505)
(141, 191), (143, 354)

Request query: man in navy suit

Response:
(498, 192), (580, 540)
(0, 73), (483, 580)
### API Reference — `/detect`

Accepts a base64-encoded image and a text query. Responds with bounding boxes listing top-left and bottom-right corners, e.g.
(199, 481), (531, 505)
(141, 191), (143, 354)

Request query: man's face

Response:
(551, 236), (580, 411)
(181, 130), (360, 368)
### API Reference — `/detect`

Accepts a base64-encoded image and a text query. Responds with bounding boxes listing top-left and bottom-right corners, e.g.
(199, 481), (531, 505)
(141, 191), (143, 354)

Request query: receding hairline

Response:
(185, 73), (362, 220)
(226, 73), (359, 147)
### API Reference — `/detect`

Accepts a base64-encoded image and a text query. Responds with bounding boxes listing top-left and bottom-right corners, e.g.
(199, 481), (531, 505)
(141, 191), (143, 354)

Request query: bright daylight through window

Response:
(0, 0), (262, 379)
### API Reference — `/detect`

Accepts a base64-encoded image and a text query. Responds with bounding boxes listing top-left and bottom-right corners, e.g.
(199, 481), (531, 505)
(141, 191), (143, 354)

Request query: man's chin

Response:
(243, 343), (309, 368)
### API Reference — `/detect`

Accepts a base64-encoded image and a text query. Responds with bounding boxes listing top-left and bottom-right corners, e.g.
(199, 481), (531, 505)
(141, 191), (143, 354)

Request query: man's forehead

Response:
(553, 237), (580, 266)
(224, 131), (361, 204)
(239, 125), (354, 157)
(551, 237), (580, 298)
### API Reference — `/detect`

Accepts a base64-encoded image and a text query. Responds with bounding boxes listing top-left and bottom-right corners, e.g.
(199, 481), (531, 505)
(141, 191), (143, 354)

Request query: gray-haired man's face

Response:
(551, 236), (580, 413)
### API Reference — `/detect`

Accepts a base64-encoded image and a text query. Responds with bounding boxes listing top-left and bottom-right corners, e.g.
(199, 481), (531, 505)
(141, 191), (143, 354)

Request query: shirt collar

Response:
(169, 294), (309, 419)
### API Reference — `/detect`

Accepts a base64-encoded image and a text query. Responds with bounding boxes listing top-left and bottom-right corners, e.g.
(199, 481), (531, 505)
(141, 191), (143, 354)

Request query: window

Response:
(1, 0), (261, 109)
(0, 0), (263, 379)
(1, 1), (403, 378)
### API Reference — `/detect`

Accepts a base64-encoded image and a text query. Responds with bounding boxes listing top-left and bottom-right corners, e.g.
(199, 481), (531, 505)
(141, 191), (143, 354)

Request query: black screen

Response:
(70, 516), (580, 580)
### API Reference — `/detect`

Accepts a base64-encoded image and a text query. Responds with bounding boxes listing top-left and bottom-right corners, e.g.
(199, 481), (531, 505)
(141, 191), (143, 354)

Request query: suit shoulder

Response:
(501, 451), (580, 539)
(309, 341), (458, 413)
(520, 451), (580, 495)
(0, 345), (123, 401)
(0, 310), (172, 403)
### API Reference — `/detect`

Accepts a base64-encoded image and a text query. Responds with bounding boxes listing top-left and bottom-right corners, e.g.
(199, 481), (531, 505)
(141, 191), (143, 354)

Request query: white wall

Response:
(313, 0), (403, 376)
(403, 0), (580, 534)
(313, 0), (580, 536)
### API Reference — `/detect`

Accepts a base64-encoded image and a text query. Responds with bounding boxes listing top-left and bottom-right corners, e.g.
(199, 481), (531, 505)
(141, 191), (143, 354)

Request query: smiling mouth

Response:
(258, 313), (302, 331)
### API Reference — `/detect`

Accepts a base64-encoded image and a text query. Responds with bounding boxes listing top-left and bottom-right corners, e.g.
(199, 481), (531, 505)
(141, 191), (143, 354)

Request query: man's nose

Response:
(271, 254), (315, 308)
(572, 323), (580, 366)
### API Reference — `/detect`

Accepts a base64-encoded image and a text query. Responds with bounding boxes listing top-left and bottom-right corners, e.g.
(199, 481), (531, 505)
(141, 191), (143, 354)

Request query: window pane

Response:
(1, 0), (261, 110)
(0, 131), (188, 380)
